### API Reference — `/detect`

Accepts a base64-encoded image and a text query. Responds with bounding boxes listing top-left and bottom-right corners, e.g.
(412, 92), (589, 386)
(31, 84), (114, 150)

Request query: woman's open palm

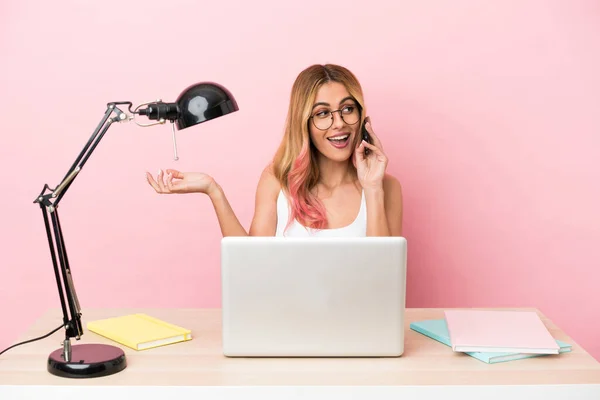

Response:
(146, 169), (217, 195)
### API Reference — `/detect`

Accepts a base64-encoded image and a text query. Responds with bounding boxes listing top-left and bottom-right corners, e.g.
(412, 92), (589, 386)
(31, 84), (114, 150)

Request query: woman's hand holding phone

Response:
(353, 117), (388, 190)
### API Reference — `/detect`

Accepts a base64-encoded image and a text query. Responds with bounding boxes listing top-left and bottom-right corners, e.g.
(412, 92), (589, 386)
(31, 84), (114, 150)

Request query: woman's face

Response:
(308, 82), (361, 163)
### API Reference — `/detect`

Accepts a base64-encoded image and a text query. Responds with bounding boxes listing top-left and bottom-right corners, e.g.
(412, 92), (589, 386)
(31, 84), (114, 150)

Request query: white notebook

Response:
(444, 310), (560, 354)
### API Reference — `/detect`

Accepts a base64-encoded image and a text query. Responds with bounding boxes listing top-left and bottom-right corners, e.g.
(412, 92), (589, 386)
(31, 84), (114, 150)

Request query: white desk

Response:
(1, 307), (599, 399)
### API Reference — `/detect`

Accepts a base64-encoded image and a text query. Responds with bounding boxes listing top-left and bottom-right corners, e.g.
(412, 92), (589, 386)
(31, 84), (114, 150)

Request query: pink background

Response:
(1, 1), (599, 361)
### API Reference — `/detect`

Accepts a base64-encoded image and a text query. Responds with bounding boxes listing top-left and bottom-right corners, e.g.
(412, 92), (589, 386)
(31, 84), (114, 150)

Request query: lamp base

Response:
(47, 343), (126, 378)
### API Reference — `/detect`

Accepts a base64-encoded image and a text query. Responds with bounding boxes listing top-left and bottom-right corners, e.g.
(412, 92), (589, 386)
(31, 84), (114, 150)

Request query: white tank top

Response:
(275, 190), (367, 237)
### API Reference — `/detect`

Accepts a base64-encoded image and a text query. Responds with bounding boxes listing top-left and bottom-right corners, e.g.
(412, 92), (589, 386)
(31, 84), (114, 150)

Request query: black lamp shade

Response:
(175, 82), (239, 130)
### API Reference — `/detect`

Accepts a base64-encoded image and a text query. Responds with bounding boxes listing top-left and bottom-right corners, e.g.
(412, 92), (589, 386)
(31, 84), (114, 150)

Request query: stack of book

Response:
(410, 309), (572, 364)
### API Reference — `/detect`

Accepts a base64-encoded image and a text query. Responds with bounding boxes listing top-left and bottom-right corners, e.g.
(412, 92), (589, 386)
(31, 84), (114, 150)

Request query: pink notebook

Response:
(444, 310), (560, 354)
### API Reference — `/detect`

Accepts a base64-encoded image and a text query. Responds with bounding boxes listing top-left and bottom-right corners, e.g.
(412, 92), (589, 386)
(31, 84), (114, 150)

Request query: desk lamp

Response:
(33, 82), (238, 378)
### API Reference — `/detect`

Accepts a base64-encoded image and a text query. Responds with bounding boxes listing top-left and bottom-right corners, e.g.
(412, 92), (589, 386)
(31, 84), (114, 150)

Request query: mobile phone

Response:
(361, 119), (372, 156)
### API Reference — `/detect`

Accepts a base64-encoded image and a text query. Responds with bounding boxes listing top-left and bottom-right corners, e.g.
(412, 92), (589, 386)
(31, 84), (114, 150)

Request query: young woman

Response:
(146, 64), (403, 237)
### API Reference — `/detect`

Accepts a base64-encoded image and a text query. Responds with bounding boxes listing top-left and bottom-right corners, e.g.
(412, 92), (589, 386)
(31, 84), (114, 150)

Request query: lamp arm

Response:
(33, 102), (133, 358)
(55, 103), (133, 205)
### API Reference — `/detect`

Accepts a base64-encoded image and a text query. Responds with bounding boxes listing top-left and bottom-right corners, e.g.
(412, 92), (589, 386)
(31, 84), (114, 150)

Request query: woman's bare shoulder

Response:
(257, 162), (282, 198)
(383, 173), (402, 202)
(383, 173), (401, 191)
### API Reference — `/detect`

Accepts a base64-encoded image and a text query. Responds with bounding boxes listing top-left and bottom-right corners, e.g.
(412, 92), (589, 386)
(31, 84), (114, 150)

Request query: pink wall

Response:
(1, 0), (599, 361)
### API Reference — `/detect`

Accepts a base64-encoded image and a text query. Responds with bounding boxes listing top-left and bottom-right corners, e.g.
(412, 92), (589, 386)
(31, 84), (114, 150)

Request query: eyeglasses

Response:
(309, 105), (360, 131)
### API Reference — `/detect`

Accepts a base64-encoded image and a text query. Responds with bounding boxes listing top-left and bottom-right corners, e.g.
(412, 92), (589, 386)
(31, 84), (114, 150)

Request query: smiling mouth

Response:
(327, 134), (350, 148)
(327, 134), (350, 143)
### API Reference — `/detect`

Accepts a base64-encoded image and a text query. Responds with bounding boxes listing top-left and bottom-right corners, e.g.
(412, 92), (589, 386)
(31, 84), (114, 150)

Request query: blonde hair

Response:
(272, 64), (367, 230)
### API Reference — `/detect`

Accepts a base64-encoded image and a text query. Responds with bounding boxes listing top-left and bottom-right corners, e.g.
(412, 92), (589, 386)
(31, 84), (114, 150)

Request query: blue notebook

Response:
(410, 319), (572, 364)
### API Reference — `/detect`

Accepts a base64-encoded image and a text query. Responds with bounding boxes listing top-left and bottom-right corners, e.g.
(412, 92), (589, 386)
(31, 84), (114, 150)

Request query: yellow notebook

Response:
(87, 313), (192, 351)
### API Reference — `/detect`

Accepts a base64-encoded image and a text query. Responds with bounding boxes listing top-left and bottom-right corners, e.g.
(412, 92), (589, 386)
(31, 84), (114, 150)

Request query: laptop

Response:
(220, 236), (407, 357)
